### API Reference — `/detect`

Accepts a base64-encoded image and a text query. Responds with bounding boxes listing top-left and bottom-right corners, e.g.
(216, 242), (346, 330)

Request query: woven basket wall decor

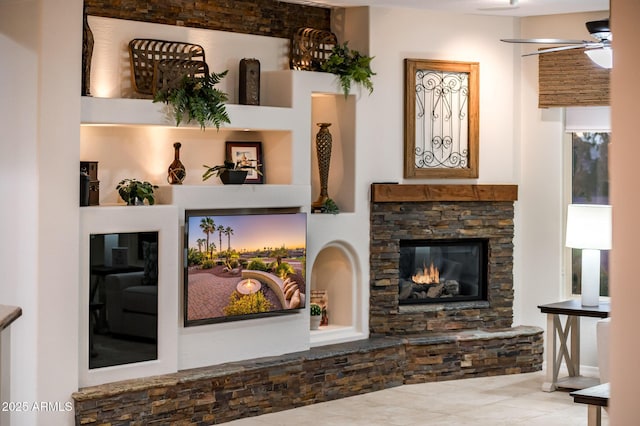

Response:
(290, 27), (337, 71)
(129, 38), (209, 96)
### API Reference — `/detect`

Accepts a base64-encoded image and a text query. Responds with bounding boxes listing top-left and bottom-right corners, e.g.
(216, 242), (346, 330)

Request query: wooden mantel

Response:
(371, 184), (518, 203)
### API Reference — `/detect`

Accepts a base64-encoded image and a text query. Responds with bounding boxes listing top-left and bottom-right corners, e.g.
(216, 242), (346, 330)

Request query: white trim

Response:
(565, 107), (611, 132)
(562, 132), (573, 298)
(79, 205), (179, 387)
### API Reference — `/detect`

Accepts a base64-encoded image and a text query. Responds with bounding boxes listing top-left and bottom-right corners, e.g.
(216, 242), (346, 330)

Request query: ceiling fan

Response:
(501, 18), (612, 68)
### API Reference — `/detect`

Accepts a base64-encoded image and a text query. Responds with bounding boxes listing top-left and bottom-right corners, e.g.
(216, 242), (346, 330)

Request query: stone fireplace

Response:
(370, 183), (518, 335)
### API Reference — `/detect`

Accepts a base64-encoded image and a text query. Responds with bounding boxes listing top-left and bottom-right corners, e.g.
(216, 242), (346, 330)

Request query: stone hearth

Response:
(73, 330), (542, 425)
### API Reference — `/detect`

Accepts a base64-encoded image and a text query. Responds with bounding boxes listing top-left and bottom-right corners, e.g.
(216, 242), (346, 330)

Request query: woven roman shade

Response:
(538, 47), (610, 108)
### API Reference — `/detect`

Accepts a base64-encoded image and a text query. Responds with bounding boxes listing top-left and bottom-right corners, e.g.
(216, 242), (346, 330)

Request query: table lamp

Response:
(565, 204), (612, 306)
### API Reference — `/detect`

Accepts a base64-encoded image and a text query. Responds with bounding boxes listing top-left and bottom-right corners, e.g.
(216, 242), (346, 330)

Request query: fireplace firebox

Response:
(399, 239), (488, 304)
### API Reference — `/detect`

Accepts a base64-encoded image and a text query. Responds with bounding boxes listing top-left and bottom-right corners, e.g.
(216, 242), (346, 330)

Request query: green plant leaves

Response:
(154, 70), (230, 130)
(321, 42), (375, 98)
(202, 160), (262, 182)
(116, 178), (159, 205)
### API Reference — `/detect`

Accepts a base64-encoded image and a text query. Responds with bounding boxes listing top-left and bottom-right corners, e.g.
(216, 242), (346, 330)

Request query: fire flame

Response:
(412, 262), (440, 284)
(243, 279), (256, 292)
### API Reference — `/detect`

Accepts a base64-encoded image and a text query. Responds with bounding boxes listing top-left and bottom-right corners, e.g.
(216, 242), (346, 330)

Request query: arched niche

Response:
(310, 240), (361, 329)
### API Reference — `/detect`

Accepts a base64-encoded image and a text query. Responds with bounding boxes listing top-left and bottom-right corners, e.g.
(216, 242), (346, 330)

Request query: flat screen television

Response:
(184, 208), (307, 326)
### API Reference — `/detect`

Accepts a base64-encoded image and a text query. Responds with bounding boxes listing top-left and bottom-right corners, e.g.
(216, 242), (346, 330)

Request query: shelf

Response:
(80, 70), (344, 129)
(81, 96), (294, 131)
(155, 184), (311, 210)
(310, 325), (366, 347)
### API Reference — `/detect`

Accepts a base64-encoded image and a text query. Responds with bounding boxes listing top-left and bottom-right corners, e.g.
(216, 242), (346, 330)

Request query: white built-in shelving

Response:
(79, 70), (364, 371)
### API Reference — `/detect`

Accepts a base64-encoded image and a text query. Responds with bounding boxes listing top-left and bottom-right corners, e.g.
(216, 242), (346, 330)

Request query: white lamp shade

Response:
(585, 47), (613, 69)
(566, 204), (612, 250)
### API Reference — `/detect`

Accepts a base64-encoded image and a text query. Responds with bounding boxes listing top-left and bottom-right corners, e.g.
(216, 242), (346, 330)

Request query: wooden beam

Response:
(371, 184), (518, 202)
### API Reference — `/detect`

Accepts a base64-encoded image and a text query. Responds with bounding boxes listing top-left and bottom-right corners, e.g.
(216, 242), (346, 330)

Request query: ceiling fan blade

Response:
(521, 42), (606, 56)
(501, 38), (590, 44)
(522, 45), (589, 56)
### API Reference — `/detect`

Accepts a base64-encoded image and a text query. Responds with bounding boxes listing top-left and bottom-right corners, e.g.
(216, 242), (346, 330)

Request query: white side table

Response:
(538, 299), (610, 392)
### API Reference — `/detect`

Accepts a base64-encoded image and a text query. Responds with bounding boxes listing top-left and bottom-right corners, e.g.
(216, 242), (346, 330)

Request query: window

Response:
(568, 131), (610, 297)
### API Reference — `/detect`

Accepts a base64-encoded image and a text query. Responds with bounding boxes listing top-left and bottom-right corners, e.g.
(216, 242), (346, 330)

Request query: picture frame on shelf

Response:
(225, 141), (264, 184)
(404, 59), (479, 179)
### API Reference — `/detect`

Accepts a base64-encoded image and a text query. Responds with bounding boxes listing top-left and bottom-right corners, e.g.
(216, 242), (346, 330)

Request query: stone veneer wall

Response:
(74, 330), (542, 425)
(84, 0), (331, 39)
(370, 198), (516, 335)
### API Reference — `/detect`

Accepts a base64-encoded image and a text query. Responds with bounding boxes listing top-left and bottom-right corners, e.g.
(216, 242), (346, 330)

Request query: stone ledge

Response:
(398, 325), (543, 344)
(73, 328), (543, 425)
(73, 337), (404, 401)
(399, 300), (491, 314)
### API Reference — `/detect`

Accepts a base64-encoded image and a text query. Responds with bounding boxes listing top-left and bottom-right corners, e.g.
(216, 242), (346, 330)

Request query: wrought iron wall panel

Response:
(415, 70), (469, 170)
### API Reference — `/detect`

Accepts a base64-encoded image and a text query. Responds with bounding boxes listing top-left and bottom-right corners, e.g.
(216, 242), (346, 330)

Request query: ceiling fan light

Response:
(585, 47), (612, 69)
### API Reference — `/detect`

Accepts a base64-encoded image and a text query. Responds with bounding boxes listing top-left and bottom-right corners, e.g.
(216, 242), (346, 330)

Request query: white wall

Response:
(36, 0), (82, 424)
(88, 16), (289, 101)
(0, 1), (40, 424)
(610, 0), (640, 422)
(1, 0), (82, 425)
(364, 7), (520, 186)
(517, 11), (609, 369)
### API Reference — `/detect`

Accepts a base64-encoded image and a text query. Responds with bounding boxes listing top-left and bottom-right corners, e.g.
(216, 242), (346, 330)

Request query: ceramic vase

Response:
(220, 170), (248, 184)
(167, 142), (186, 184)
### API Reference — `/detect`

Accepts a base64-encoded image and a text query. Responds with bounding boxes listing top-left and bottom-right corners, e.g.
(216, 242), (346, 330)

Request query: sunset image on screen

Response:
(184, 212), (307, 325)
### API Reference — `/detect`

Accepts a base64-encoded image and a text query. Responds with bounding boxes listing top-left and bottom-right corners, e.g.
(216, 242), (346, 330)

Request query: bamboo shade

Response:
(538, 47), (610, 108)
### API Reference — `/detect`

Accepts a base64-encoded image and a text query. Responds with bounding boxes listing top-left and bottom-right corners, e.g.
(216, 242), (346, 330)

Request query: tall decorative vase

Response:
(167, 142), (186, 184)
(312, 123), (332, 210)
(81, 8), (94, 96)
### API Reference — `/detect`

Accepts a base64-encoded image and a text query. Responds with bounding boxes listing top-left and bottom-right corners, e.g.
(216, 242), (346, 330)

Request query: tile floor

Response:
(226, 371), (608, 425)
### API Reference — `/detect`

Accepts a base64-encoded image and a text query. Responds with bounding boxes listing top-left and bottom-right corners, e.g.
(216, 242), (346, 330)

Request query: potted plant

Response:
(116, 178), (159, 205)
(153, 70), (231, 131)
(321, 42), (375, 98)
(310, 303), (322, 330)
(202, 160), (262, 185)
(320, 198), (339, 215)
